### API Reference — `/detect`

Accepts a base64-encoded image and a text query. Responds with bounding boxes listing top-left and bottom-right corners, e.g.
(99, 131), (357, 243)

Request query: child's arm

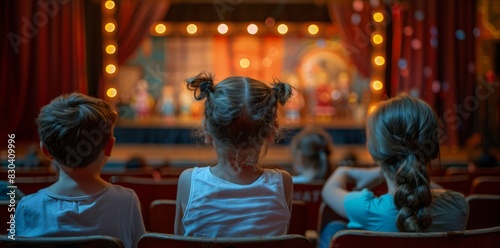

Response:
(321, 167), (382, 219)
(174, 169), (193, 235)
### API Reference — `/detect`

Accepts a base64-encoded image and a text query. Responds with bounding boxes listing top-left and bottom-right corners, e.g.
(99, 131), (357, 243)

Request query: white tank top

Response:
(182, 166), (291, 237)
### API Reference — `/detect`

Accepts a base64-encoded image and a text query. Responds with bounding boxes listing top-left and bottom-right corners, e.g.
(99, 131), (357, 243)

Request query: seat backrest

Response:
(317, 202), (347, 234)
(138, 233), (313, 248)
(109, 176), (178, 231)
(330, 226), (500, 248)
(431, 175), (472, 196)
(445, 167), (500, 178)
(466, 194), (500, 230)
(293, 182), (324, 230)
(288, 200), (308, 236)
(470, 176), (500, 195)
(149, 199), (177, 234)
(0, 235), (124, 248)
(14, 176), (58, 195)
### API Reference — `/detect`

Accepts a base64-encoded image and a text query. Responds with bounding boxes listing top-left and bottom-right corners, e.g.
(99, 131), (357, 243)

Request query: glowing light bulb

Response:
(373, 12), (384, 22)
(187, 24), (197, 34)
(374, 56), (385, 66)
(247, 24), (258, 35)
(217, 23), (228, 34)
(106, 88), (117, 98)
(104, 0), (115, 10)
(372, 80), (384, 90)
(372, 34), (383, 44)
(105, 23), (115, 32)
(155, 24), (166, 34)
(105, 45), (116, 54)
(240, 58), (250, 68)
(105, 64), (116, 74)
(277, 24), (288, 34)
(308, 24), (319, 35)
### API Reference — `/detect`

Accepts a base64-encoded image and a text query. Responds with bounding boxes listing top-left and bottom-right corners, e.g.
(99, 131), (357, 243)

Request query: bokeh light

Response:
(308, 24), (319, 35)
(187, 24), (197, 34)
(106, 88), (117, 98)
(105, 44), (116, 54)
(155, 24), (166, 34)
(277, 24), (288, 34)
(247, 24), (258, 35)
(105, 64), (116, 74)
(217, 24), (228, 34)
(240, 58), (250, 68)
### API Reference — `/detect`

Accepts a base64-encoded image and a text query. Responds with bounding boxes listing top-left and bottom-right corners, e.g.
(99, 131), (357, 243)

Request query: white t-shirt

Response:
(182, 167), (291, 237)
(15, 184), (145, 248)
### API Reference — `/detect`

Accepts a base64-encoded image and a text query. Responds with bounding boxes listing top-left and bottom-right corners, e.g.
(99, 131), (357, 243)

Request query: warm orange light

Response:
(155, 24), (166, 34)
(374, 56), (385, 66)
(105, 64), (116, 74)
(262, 57), (272, 67)
(187, 24), (197, 34)
(106, 88), (117, 98)
(372, 34), (383, 45)
(308, 24), (319, 35)
(247, 24), (258, 35)
(104, 0), (115, 10)
(277, 24), (288, 34)
(240, 58), (250, 68)
(372, 80), (384, 91)
(105, 23), (115, 32)
(217, 23), (228, 34)
(105, 44), (116, 54)
(368, 104), (378, 115)
(373, 12), (384, 22)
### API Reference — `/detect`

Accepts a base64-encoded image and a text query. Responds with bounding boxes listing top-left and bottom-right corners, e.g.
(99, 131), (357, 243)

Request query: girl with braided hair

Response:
(320, 94), (468, 248)
(174, 72), (294, 237)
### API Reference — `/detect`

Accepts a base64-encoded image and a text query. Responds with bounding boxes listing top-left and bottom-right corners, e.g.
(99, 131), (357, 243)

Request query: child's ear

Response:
(39, 142), (53, 160)
(104, 137), (116, 157)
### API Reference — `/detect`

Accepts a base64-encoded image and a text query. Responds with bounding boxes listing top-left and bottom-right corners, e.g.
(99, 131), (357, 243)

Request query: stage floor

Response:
(107, 144), (473, 169)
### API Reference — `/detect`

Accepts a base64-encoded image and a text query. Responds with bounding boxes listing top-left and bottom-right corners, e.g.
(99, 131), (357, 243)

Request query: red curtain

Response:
(117, 0), (170, 64)
(1, 0), (87, 142)
(390, 0), (477, 146)
(327, 0), (373, 78)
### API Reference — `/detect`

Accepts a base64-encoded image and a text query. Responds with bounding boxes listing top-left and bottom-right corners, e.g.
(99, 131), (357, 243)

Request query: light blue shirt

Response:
(344, 188), (468, 232)
(15, 184), (145, 248)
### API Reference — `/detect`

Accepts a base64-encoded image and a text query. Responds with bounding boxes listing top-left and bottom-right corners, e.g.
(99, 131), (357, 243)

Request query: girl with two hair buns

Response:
(175, 72), (294, 237)
(320, 94), (468, 248)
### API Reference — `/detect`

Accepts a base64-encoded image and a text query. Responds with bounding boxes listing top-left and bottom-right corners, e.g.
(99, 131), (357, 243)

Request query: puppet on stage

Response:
(131, 80), (154, 120)
(156, 85), (178, 120)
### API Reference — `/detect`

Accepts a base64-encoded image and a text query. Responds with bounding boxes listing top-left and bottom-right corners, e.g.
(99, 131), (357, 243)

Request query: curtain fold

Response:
(1, 0), (87, 141)
(391, 0), (477, 146)
(117, 0), (170, 64)
(327, 0), (372, 78)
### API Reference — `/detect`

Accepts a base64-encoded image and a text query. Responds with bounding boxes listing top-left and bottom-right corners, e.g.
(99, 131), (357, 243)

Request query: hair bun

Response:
(272, 80), (293, 105)
(186, 72), (215, 100)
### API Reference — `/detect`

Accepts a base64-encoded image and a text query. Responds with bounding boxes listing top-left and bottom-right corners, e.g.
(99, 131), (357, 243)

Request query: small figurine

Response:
(131, 80), (154, 120)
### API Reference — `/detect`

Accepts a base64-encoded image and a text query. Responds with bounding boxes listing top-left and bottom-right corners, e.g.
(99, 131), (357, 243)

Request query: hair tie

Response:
(200, 80), (213, 93)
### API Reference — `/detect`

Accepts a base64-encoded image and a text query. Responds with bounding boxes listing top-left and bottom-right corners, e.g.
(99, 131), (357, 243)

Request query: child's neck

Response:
(48, 162), (109, 197)
(211, 160), (264, 185)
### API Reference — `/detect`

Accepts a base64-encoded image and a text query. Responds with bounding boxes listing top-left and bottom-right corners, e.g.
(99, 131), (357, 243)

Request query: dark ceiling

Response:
(164, 3), (331, 23)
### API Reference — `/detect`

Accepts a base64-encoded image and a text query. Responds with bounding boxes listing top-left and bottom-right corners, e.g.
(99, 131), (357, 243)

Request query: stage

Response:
(114, 117), (367, 145)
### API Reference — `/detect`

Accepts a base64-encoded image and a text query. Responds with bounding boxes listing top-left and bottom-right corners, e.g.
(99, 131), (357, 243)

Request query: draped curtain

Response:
(1, 0), (170, 142)
(327, 0), (372, 78)
(1, 0), (87, 141)
(328, 0), (477, 146)
(390, 0), (477, 146)
(117, 0), (170, 64)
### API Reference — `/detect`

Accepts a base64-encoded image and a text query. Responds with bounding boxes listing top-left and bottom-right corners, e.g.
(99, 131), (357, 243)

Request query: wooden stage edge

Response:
(108, 144), (478, 168)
